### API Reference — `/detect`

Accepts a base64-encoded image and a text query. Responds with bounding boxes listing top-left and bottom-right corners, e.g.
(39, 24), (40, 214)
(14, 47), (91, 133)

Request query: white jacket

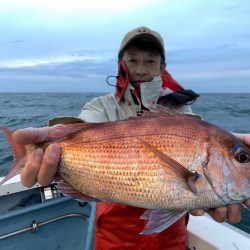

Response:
(79, 78), (193, 122)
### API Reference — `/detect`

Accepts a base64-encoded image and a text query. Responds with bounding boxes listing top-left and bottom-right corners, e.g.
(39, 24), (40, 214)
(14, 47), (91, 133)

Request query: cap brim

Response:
(123, 33), (164, 53)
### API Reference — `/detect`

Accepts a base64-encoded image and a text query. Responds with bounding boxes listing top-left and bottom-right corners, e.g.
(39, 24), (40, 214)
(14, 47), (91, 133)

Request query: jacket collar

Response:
(123, 76), (162, 111)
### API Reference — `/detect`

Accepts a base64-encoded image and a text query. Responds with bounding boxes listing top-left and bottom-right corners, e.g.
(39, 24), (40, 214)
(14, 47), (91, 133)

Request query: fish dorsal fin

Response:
(136, 105), (183, 119)
(136, 137), (200, 193)
(136, 105), (202, 120)
(154, 105), (202, 120)
(155, 104), (183, 116)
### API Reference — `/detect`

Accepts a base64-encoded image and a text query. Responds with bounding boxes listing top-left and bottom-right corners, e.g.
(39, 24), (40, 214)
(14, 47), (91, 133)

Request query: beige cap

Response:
(118, 26), (165, 60)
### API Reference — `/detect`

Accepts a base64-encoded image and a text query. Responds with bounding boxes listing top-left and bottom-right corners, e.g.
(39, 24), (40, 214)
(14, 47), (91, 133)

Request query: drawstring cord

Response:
(106, 75), (118, 87)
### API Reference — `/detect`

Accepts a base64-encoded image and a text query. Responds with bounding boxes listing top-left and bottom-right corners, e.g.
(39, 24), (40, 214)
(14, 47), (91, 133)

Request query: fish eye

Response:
(235, 152), (250, 163)
(233, 145), (250, 163)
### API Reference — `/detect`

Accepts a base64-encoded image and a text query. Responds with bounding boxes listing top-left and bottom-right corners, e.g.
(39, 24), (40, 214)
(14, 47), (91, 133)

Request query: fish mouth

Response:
(222, 163), (243, 202)
(224, 155), (250, 201)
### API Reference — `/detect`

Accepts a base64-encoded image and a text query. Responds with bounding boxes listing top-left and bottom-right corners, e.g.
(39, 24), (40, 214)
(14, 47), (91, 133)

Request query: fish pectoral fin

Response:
(136, 137), (199, 184)
(187, 172), (201, 193)
(55, 176), (100, 202)
(140, 209), (188, 235)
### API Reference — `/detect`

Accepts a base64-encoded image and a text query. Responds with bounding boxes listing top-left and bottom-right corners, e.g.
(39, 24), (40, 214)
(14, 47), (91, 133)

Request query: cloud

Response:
(0, 74), (114, 93)
(0, 0), (249, 92)
(0, 0), (157, 12)
(177, 68), (250, 80)
(12, 40), (24, 44)
(0, 44), (250, 93)
(239, 34), (250, 38)
(0, 52), (117, 82)
(168, 45), (250, 71)
(0, 51), (115, 68)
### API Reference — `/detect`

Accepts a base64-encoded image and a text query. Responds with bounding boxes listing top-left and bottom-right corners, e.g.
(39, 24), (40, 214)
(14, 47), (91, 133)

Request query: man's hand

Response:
(190, 133), (250, 223)
(190, 200), (250, 223)
(13, 127), (61, 187)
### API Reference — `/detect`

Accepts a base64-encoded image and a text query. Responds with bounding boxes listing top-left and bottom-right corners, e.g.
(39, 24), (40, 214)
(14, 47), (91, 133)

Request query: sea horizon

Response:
(1, 91), (250, 94)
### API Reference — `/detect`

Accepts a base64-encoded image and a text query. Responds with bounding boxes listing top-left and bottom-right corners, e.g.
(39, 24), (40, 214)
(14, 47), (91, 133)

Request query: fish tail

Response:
(0, 127), (26, 185)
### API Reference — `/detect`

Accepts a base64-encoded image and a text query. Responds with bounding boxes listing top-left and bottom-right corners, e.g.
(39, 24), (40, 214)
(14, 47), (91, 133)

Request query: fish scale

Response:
(58, 130), (220, 209)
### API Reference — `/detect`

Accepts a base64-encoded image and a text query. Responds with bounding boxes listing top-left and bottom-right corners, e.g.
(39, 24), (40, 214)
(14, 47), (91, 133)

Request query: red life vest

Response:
(95, 203), (187, 250)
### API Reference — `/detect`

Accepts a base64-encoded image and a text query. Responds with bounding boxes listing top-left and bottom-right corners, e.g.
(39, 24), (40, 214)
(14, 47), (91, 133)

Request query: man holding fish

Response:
(10, 27), (250, 249)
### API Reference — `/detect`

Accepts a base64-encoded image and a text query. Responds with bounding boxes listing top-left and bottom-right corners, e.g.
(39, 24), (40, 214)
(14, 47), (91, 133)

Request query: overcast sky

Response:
(0, 0), (250, 92)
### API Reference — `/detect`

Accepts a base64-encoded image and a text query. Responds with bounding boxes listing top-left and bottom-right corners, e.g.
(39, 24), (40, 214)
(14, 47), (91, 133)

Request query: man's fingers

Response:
(14, 127), (61, 187)
(13, 127), (51, 144)
(189, 209), (205, 216)
(233, 133), (250, 146)
(21, 148), (43, 187)
(227, 204), (241, 223)
(20, 143), (60, 187)
(243, 199), (250, 210)
(208, 205), (241, 223)
(207, 206), (227, 222)
(37, 144), (61, 186)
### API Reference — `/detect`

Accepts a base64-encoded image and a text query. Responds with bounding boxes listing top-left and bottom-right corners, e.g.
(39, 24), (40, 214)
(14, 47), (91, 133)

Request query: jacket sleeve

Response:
(47, 97), (110, 126)
(78, 97), (110, 123)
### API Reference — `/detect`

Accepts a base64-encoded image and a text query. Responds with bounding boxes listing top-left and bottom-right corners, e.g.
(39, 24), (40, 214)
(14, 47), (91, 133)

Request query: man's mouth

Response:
(132, 78), (154, 84)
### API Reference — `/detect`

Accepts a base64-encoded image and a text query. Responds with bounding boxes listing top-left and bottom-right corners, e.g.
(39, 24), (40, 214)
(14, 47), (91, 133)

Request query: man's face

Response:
(122, 47), (163, 89)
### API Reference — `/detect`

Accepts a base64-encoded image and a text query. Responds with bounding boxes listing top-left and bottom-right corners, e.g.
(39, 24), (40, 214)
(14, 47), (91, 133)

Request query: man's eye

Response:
(128, 59), (136, 63)
(147, 60), (156, 64)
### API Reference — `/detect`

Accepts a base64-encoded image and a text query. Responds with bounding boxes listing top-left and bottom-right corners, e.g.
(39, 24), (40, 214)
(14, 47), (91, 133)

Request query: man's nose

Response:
(135, 64), (147, 76)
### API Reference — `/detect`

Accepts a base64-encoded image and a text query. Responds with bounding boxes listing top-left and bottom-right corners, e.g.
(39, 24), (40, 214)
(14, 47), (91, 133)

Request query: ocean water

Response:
(0, 92), (250, 233)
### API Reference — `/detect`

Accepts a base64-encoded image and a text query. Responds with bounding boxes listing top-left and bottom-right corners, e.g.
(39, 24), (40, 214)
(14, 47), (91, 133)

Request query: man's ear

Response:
(160, 63), (166, 73)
